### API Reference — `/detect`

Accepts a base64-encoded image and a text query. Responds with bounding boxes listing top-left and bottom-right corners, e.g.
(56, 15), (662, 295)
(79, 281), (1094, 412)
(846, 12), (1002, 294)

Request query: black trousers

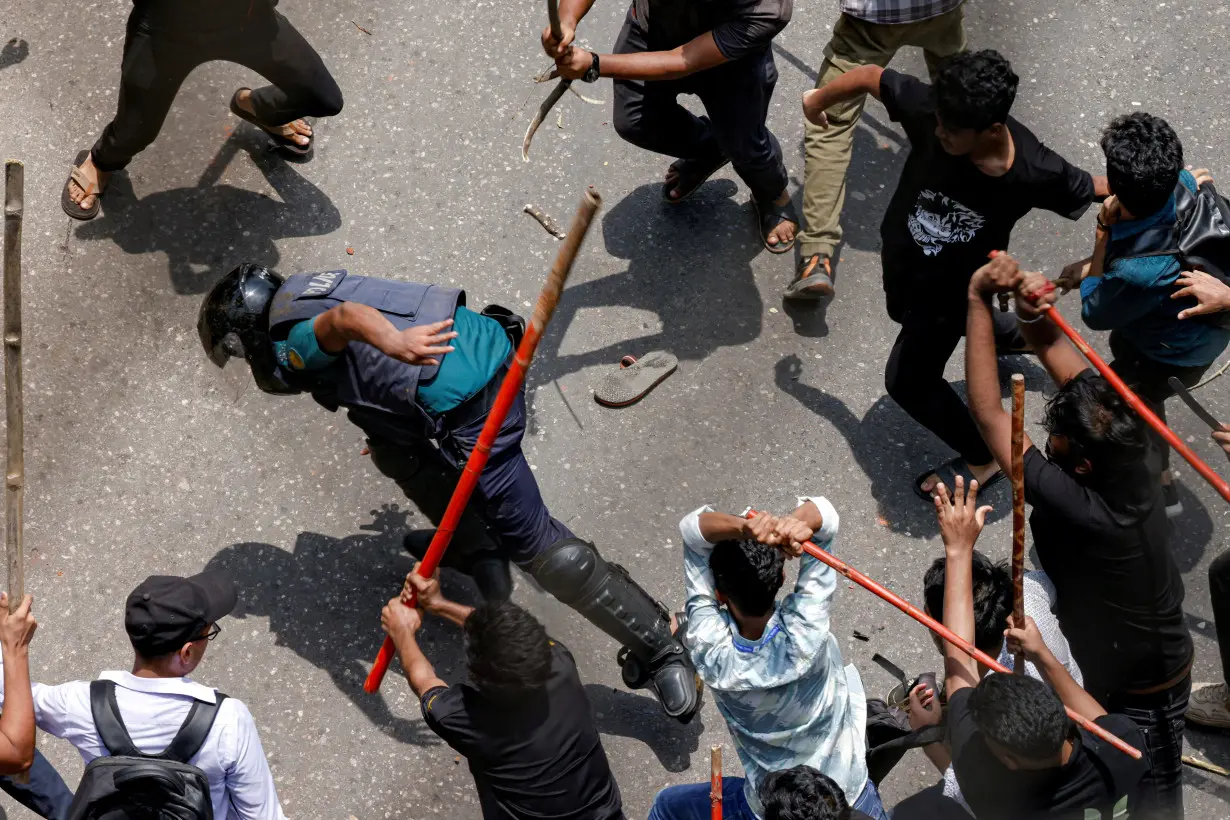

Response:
(610, 13), (788, 203)
(1211, 549), (1230, 685)
(884, 308), (1025, 468)
(1107, 676), (1190, 820)
(1107, 331), (1212, 473)
(90, 8), (343, 172)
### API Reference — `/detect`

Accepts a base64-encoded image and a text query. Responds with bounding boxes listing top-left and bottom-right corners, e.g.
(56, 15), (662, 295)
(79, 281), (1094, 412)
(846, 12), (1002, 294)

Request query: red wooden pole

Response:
(364, 187), (602, 694)
(1010, 373), (1026, 674)
(1041, 305), (1230, 504)
(710, 745), (722, 820)
(743, 512), (1142, 759)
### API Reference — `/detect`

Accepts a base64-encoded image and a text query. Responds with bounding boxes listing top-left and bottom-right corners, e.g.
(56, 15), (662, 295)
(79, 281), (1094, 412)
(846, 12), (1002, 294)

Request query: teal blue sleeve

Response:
(274, 319), (339, 371)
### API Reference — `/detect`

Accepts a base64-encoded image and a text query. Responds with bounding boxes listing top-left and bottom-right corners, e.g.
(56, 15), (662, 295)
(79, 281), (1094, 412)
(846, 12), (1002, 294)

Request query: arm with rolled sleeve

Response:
(679, 505), (733, 662)
(776, 497), (840, 658)
(220, 700), (288, 820)
(711, 0), (792, 61)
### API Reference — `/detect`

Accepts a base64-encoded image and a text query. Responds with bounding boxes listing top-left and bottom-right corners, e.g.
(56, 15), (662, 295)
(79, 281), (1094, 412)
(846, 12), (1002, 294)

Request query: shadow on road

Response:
(773, 353), (1051, 537)
(527, 180), (764, 397)
(584, 684), (704, 773)
(74, 130), (340, 294)
(204, 504), (471, 746)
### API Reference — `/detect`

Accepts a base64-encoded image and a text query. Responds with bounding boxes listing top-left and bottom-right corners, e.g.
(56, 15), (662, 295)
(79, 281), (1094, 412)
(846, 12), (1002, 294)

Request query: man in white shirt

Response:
(1, 571), (286, 820)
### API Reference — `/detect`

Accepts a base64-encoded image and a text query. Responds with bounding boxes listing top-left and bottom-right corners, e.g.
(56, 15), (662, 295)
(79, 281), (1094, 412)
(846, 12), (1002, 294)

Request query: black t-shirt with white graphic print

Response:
(877, 69), (1095, 324)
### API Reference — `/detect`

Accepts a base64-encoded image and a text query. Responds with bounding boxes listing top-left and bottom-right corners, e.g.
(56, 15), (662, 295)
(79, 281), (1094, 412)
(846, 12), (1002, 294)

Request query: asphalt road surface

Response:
(1, 0), (1229, 817)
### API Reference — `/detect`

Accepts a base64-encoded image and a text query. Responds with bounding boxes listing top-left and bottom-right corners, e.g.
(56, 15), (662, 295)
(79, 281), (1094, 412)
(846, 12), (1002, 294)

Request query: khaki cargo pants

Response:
(797, 7), (967, 260)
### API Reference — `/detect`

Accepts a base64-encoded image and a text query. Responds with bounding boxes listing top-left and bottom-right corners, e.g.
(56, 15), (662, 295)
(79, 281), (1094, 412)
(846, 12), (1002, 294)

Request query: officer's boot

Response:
(404, 530), (513, 602)
(529, 538), (703, 723)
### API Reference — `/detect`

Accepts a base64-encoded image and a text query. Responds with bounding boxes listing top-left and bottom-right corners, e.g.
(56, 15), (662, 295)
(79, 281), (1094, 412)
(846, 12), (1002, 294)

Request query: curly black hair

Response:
(1043, 371), (1149, 473)
(934, 49), (1019, 132)
(923, 551), (1013, 656)
(1101, 112), (1184, 217)
(969, 673), (1069, 762)
(761, 765), (850, 820)
(464, 600), (552, 698)
(710, 538), (785, 617)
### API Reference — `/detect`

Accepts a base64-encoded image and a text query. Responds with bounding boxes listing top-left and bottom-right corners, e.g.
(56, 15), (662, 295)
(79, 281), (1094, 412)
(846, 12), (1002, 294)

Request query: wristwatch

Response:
(582, 52), (600, 83)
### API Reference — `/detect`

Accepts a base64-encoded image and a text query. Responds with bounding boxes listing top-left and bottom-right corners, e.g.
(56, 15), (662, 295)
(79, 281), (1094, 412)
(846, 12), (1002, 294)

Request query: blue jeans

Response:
(0, 750), (75, 819)
(648, 776), (889, 820)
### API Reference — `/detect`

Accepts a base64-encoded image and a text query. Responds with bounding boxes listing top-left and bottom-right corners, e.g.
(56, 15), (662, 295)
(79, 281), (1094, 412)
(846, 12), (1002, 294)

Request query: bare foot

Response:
(66, 153), (111, 211)
(235, 89), (312, 147)
(919, 461), (1001, 497)
(766, 190), (797, 248)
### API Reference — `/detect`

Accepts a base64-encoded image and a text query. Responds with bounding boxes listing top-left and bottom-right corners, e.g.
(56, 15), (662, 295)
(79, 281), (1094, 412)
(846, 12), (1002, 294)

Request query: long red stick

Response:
(364, 188), (602, 694)
(1010, 373), (1026, 674)
(710, 745), (722, 820)
(1042, 305), (1230, 504)
(744, 512), (1141, 759)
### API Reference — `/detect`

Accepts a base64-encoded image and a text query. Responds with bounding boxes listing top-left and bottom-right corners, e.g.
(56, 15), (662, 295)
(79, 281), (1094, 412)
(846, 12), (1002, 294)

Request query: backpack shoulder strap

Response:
(90, 680), (141, 758)
(160, 692), (228, 764)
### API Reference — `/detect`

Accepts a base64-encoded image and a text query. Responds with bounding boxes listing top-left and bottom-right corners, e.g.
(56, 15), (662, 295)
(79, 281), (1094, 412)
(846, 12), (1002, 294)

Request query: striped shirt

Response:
(840, 0), (964, 25)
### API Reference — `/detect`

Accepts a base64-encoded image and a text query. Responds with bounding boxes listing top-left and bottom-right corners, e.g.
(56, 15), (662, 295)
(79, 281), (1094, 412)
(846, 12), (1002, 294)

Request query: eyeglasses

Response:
(198, 624), (221, 642)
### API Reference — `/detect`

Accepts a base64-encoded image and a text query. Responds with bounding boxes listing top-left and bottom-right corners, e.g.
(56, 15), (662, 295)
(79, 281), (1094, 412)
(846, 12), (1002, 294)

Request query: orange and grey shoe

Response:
(784, 254), (835, 300)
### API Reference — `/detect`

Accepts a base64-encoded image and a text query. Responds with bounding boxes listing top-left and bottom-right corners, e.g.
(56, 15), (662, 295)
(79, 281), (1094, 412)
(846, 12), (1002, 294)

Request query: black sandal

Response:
(753, 196), (798, 254)
(913, 456), (1006, 502)
(229, 88), (312, 156)
(662, 156), (730, 204)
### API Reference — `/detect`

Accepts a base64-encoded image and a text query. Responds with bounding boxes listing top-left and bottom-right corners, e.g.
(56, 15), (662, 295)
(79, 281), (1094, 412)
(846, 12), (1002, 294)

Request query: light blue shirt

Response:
(680, 497), (867, 818)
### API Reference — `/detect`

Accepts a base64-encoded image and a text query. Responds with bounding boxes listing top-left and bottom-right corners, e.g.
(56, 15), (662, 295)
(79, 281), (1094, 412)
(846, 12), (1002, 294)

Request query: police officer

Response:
(197, 264), (702, 723)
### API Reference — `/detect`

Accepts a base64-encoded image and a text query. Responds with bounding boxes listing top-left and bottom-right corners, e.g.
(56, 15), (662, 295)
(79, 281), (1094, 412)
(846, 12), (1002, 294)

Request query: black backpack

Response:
(66, 681), (226, 820)
(1105, 180), (1230, 328)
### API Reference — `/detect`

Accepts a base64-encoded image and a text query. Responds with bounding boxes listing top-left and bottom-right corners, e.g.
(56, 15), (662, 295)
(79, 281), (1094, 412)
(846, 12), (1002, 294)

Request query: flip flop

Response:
(61, 149), (103, 221)
(663, 156), (731, 204)
(753, 196), (798, 254)
(913, 455), (1006, 502)
(229, 88), (312, 156)
(594, 351), (678, 407)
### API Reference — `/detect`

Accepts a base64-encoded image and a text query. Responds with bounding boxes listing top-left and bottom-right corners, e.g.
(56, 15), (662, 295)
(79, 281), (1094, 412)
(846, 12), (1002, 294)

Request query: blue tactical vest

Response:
(267, 270), (465, 442)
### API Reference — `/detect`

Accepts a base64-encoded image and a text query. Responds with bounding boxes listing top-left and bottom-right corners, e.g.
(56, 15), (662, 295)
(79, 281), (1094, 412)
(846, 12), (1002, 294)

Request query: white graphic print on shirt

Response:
(907, 190), (986, 256)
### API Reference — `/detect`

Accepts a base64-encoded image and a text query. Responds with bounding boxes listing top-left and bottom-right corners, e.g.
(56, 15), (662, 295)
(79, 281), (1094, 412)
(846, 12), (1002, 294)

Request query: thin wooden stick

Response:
(364, 187), (602, 694)
(710, 745), (722, 820)
(4, 161), (24, 611)
(4, 160), (29, 783)
(1010, 373), (1026, 674)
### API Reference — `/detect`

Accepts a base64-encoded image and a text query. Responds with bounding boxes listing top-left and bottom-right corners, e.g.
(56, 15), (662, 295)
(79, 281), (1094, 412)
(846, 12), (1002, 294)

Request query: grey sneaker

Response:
(1187, 682), (1230, 730)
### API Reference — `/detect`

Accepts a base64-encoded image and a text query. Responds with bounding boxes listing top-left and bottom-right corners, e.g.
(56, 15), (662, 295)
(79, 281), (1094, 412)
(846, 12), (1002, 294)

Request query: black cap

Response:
(125, 571), (238, 657)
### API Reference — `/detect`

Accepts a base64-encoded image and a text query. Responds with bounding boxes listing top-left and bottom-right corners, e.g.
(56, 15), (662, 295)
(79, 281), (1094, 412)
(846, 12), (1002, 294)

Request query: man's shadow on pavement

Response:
(774, 353), (1050, 538)
(527, 181), (764, 397)
(74, 130), (340, 294)
(584, 684), (703, 773)
(204, 504), (471, 746)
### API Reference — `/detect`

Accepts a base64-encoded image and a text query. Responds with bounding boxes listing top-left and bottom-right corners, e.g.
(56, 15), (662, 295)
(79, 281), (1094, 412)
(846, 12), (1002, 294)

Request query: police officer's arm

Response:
(311, 303), (458, 367)
(381, 599), (448, 698)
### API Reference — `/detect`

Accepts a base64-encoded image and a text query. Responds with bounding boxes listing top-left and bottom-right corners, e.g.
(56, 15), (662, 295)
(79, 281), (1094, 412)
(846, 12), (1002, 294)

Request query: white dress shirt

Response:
(1, 668), (286, 820)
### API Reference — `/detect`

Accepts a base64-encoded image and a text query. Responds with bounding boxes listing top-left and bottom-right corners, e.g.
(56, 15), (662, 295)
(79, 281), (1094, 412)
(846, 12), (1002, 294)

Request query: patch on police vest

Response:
(299, 270), (347, 298)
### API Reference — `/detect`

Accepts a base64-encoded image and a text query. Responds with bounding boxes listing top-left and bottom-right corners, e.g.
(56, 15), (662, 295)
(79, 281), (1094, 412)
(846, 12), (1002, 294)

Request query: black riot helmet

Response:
(197, 263), (299, 395)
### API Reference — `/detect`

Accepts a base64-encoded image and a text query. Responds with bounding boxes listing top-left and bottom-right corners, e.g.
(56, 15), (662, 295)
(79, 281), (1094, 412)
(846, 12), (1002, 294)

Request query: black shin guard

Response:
(529, 538), (703, 723)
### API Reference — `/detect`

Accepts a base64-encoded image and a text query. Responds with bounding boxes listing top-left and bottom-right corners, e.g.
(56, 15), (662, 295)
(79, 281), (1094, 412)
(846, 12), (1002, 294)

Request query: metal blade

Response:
(522, 79), (570, 162)
(872, 653), (909, 689)
(1169, 376), (1222, 430)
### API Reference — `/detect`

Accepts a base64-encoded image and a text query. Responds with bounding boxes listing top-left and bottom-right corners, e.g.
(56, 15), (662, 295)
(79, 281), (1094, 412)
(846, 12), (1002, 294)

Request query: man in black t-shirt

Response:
(964, 254), (1191, 820)
(543, 0), (799, 254)
(61, 0), (342, 221)
(803, 51), (1107, 500)
(381, 565), (624, 820)
(933, 477), (1146, 820)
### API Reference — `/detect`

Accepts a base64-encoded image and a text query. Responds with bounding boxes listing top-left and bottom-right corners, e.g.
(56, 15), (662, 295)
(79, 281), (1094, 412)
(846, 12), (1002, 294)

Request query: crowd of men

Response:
(2, 0), (1229, 818)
